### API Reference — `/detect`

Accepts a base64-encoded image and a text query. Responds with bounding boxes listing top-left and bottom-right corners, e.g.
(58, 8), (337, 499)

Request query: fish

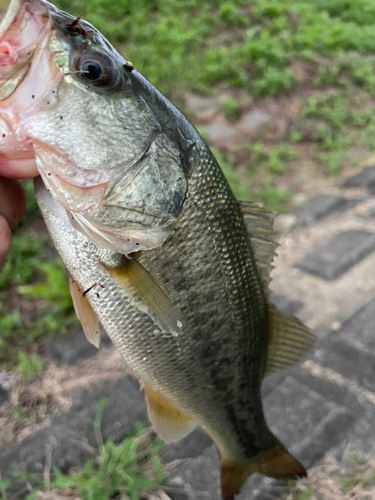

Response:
(0, 1), (316, 498)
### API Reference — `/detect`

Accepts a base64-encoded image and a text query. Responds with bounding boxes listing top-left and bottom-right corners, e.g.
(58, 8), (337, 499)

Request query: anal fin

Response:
(143, 383), (195, 442)
(68, 272), (100, 348)
(266, 303), (315, 376)
(103, 256), (182, 337)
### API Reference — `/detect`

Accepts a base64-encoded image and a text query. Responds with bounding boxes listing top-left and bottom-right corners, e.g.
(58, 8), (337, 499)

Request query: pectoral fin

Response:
(266, 304), (315, 376)
(103, 257), (182, 336)
(143, 383), (195, 442)
(68, 272), (100, 348)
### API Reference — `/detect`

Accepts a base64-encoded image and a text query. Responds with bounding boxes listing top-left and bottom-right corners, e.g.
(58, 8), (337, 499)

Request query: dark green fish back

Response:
(138, 139), (274, 460)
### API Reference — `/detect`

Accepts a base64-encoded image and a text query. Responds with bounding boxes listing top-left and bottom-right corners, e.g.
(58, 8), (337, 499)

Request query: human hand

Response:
(0, 159), (38, 270)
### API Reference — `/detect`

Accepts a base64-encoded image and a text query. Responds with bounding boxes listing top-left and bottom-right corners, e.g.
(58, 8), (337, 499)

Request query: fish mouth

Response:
(0, 1), (50, 95)
(0, 0), (65, 178)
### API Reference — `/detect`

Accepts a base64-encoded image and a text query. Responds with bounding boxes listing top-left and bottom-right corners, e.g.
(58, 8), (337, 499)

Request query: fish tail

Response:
(219, 438), (306, 500)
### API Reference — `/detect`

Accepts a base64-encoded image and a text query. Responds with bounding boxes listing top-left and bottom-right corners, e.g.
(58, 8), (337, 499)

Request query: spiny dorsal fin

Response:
(102, 257), (182, 337)
(240, 201), (279, 297)
(67, 272), (100, 348)
(240, 202), (315, 374)
(143, 383), (195, 442)
(266, 303), (315, 376)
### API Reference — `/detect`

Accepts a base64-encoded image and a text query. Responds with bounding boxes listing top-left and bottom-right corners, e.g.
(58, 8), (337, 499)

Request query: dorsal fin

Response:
(240, 202), (315, 374)
(240, 201), (279, 297)
(266, 304), (315, 376)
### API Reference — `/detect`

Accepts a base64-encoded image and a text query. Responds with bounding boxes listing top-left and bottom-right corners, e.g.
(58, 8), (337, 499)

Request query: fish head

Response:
(0, 0), (187, 254)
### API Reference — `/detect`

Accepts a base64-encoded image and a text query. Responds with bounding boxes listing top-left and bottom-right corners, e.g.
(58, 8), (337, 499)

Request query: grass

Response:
(5, 400), (164, 500)
(280, 454), (375, 500)
(53, 0), (375, 207)
(0, 180), (77, 367)
(53, 0), (375, 99)
(0, 0), (374, 360)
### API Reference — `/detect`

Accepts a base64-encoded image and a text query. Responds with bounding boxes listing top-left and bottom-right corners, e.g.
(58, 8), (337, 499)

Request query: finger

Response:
(0, 214), (11, 270)
(0, 177), (26, 229)
(0, 155), (38, 179)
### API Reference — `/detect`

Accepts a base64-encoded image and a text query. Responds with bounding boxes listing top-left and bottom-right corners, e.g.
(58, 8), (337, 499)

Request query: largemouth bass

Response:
(0, 1), (315, 498)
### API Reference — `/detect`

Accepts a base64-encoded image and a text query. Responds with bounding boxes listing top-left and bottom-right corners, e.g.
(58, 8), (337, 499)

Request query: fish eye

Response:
(75, 52), (118, 88)
(81, 60), (103, 81)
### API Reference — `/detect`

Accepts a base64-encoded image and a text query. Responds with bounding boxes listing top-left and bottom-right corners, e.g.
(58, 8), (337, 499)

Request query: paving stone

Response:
(265, 376), (354, 466)
(295, 194), (350, 226)
(185, 93), (220, 113)
(0, 375), (147, 497)
(316, 296), (375, 392)
(167, 375), (355, 500)
(206, 123), (238, 144)
(295, 229), (375, 280)
(239, 109), (273, 133)
(0, 386), (9, 407)
(44, 328), (112, 365)
(270, 292), (303, 316)
(295, 367), (375, 461)
(162, 428), (213, 463)
(290, 118), (334, 143)
(165, 445), (221, 500)
(342, 165), (375, 189)
(238, 376), (355, 499)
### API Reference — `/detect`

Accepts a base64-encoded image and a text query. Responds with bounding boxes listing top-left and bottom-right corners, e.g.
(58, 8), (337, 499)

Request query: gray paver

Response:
(295, 194), (349, 226)
(270, 292), (303, 316)
(44, 328), (111, 365)
(166, 375), (354, 500)
(239, 110), (273, 133)
(0, 386), (9, 407)
(295, 229), (375, 280)
(206, 123), (238, 144)
(166, 445), (221, 500)
(290, 118), (334, 143)
(185, 94), (220, 113)
(162, 429), (213, 463)
(341, 165), (375, 189)
(0, 376), (147, 496)
(237, 376), (355, 499)
(316, 296), (375, 392)
(264, 377), (354, 466)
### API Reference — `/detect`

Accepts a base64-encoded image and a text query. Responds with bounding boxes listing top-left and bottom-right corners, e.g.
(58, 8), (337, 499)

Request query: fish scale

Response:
(137, 143), (270, 459)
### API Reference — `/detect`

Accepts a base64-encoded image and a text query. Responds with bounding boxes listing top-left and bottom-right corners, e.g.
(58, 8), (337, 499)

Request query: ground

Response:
(2, 0), (375, 499)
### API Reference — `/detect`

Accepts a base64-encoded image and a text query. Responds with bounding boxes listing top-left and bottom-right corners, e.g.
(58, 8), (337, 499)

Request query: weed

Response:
(319, 150), (347, 176)
(13, 400), (164, 500)
(221, 97), (241, 121)
(340, 454), (375, 489)
(254, 185), (293, 214)
(303, 93), (349, 131)
(12, 407), (26, 421)
(15, 351), (44, 379)
(268, 144), (297, 175)
(52, 0), (375, 98)
(0, 251), (77, 362)
(0, 234), (46, 292)
(18, 260), (73, 312)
